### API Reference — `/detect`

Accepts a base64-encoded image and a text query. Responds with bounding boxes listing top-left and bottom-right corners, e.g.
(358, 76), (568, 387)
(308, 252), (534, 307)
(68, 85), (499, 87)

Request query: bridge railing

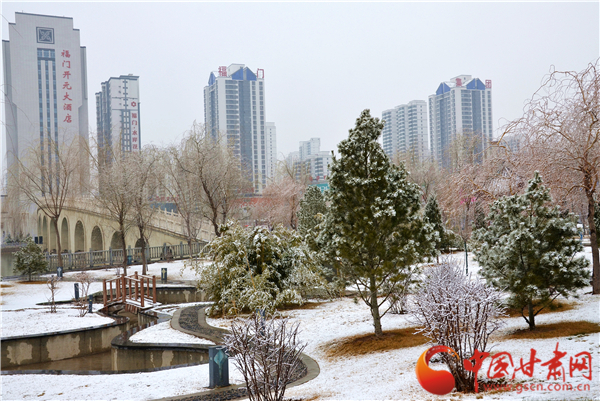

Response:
(45, 241), (206, 272)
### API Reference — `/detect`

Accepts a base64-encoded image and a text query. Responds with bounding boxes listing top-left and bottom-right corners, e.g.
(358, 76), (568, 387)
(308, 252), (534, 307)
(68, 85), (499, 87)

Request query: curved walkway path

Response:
(156, 305), (320, 401)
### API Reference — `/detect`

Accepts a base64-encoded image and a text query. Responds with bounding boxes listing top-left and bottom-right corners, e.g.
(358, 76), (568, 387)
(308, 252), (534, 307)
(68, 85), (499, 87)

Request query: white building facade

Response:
(204, 64), (270, 193)
(428, 75), (493, 168)
(3, 12), (89, 186)
(292, 138), (332, 182)
(382, 100), (428, 161)
(96, 74), (141, 156)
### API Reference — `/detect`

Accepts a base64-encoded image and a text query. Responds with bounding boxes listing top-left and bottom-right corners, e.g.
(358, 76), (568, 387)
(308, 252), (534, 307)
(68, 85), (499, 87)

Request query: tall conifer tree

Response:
(297, 186), (327, 237)
(473, 172), (590, 330)
(321, 109), (433, 336)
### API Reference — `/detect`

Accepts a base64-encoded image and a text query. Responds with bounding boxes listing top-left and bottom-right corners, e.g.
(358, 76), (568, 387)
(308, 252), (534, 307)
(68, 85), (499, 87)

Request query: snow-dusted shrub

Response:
(411, 261), (506, 392)
(473, 172), (590, 330)
(196, 221), (331, 316)
(225, 312), (306, 401)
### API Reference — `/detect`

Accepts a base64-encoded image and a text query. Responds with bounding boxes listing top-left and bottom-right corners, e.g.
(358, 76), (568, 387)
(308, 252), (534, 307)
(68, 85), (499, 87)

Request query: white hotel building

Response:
(3, 13), (89, 184)
(428, 75), (493, 168)
(2, 13), (89, 236)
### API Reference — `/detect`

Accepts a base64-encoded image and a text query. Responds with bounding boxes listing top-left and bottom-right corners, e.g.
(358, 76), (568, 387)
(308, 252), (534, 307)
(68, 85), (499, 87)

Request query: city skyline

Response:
(1, 2), (598, 160)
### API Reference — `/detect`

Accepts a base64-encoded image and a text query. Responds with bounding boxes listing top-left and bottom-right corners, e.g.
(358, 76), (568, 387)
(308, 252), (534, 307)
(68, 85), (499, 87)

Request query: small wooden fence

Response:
(103, 272), (157, 309)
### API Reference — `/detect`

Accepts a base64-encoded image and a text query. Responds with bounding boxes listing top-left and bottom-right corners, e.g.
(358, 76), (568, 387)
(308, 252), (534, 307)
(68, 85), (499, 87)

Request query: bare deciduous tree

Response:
(129, 147), (160, 275)
(161, 142), (206, 247)
(74, 271), (92, 317)
(505, 61), (600, 293)
(171, 123), (247, 237)
(225, 312), (307, 401)
(13, 135), (85, 269)
(47, 275), (61, 313)
(252, 175), (305, 230)
(88, 138), (135, 275)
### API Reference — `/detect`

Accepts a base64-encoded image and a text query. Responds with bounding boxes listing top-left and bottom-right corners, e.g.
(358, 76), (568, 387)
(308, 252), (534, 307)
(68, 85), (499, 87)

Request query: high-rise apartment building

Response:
(2, 12), (89, 234)
(291, 138), (332, 182)
(96, 75), (141, 158)
(204, 64), (269, 192)
(382, 100), (428, 161)
(428, 75), (493, 168)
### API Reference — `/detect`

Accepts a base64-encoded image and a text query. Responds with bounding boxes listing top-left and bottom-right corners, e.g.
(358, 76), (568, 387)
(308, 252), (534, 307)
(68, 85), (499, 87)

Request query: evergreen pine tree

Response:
(13, 237), (49, 281)
(320, 109), (433, 336)
(297, 186), (327, 238)
(424, 196), (445, 261)
(473, 172), (590, 330)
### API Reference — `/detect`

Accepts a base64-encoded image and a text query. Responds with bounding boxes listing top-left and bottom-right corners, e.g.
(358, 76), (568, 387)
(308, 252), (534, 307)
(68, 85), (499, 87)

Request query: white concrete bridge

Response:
(36, 197), (215, 254)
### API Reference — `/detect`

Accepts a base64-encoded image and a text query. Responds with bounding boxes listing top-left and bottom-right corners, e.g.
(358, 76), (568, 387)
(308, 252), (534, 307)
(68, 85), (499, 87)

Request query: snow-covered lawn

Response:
(1, 280), (111, 337)
(129, 321), (215, 345)
(1, 250), (598, 400)
(0, 259), (207, 337)
(56, 258), (209, 282)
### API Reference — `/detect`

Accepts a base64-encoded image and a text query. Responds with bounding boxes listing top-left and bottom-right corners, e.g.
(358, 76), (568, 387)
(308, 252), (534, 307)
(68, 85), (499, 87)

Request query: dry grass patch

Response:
(321, 327), (428, 359)
(504, 299), (575, 318)
(278, 301), (329, 311)
(503, 321), (600, 340)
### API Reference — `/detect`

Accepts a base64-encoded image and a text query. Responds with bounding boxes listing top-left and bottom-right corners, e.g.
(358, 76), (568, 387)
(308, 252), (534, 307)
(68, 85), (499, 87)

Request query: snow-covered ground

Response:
(0, 259), (207, 337)
(1, 280), (111, 337)
(129, 321), (214, 345)
(56, 258), (209, 282)
(2, 250), (599, 400)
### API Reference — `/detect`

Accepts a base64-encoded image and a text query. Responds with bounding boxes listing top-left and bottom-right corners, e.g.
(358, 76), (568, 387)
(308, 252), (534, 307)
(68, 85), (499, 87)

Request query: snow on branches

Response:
(194, 221), (332, 316)
(225, 312), (306, 401)
(473, 172), (590, 330)
(411, 260), (506, 392)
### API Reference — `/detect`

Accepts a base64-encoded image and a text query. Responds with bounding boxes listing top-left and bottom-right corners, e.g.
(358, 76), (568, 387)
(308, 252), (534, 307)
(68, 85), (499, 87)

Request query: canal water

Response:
(2, 311), (137, 373)
(1, 351), (113, 372)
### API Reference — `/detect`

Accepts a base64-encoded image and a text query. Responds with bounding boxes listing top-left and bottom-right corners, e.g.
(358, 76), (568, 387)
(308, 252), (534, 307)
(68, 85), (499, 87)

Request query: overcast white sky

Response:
(2, 1), (599, 159)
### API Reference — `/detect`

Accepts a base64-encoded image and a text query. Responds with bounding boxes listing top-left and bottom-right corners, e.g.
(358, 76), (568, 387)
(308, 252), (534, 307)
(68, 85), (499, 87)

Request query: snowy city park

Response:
(1, 247), (598, 401)
(1, 57), (599, 401)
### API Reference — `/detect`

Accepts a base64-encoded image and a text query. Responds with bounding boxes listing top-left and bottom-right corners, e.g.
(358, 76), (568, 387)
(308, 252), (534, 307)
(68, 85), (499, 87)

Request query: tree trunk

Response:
(370, 275), (383, 336)
(120, 229), (128, 276)
(53, 218), (64, 271)
(585, 189), (599, 294)
(528, 301), (535, 331)
(139, 230), (147, 276)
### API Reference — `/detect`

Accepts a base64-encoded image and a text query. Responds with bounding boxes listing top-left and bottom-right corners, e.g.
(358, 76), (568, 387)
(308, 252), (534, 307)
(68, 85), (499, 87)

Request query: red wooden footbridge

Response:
(102, 272), (159, 313)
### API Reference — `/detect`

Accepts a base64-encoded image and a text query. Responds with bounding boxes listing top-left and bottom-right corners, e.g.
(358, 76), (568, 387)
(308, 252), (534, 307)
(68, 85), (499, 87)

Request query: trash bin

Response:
(127, 255), (133, 265)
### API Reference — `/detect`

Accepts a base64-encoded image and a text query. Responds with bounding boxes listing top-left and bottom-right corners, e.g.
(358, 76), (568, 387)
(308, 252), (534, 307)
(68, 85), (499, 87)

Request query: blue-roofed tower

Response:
(428, 75), (493, 169)
(204, 64), (271, 193)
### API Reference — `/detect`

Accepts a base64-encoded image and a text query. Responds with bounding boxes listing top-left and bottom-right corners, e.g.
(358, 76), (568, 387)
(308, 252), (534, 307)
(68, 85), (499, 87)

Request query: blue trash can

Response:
(127, 255), (133, 265)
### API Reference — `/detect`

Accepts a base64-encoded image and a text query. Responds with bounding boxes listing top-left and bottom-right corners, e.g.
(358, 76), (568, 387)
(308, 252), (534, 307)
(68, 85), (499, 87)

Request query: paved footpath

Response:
(155, 305), (319, 401)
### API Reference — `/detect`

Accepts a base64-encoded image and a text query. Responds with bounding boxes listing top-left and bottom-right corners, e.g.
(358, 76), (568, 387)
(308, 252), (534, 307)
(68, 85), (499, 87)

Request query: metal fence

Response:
(45, 241), (206, 272)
